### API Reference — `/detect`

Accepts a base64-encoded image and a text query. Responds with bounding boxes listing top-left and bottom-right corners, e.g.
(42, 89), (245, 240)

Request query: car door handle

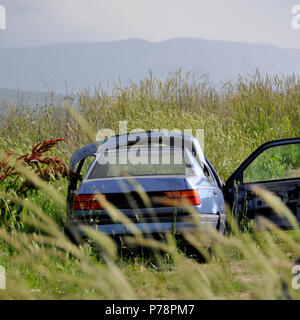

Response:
(213, 190), (218, 195)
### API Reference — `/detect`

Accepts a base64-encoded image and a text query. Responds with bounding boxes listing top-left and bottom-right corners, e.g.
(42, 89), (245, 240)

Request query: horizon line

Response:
(1, 36), (300, 51)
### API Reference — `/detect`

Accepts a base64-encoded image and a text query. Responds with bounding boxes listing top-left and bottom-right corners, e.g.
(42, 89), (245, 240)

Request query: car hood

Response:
(78, 176), (189, 194)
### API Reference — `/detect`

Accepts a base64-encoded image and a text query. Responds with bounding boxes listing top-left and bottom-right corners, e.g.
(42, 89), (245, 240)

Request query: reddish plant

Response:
(0, 138), (81, 222)
(0, 151), (16, 185)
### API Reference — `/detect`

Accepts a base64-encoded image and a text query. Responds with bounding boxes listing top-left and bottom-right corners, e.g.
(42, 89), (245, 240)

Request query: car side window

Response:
(203, 163), (218, 185)
(205, 157), (222, 188)
(82, 155), (97, 180)
(243, 143), (300, 183)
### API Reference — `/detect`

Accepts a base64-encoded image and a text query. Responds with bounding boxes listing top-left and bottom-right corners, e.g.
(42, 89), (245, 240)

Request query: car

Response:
(67, 131), (300, 241)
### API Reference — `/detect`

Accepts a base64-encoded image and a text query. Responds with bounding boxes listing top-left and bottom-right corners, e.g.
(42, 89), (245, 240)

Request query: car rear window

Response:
(87, 148), (199, 179)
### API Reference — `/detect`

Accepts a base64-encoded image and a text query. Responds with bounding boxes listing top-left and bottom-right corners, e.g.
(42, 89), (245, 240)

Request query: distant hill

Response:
(0, 87), (67, 106)
(0, 38), (300, 92)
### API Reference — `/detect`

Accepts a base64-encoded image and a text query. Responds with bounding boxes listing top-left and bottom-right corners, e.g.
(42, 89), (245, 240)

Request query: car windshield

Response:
(87, 147), (199, 179)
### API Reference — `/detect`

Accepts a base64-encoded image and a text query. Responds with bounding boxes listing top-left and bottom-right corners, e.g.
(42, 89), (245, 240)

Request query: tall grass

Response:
(1, 69), (299, 179)
(0, 70), (300, 299)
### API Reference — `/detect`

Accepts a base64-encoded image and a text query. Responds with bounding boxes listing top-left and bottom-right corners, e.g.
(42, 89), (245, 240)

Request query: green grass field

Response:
(0, 70), (300, 299)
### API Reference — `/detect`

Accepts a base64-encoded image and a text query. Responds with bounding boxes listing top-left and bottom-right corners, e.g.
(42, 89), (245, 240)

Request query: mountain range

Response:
(0, 38), (300, 94)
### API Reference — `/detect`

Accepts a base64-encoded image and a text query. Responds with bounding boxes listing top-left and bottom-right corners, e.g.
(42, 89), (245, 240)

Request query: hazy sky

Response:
(0, 0), (300, 49)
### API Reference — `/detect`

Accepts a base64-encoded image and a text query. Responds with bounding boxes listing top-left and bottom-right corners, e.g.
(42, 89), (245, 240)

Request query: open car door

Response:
(224, 138), (300, 229)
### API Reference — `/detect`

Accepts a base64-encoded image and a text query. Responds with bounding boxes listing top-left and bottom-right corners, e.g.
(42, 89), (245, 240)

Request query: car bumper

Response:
(69, 213), (224, 236)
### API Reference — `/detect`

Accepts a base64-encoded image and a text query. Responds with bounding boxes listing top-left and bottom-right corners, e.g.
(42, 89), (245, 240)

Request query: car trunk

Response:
(76, 176), (189, 211)
(79, 176), (188, 193)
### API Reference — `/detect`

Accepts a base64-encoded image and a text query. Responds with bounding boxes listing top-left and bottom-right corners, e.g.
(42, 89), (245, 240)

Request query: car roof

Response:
(103, 146), (186, 152)
(70, 131), (205, 171)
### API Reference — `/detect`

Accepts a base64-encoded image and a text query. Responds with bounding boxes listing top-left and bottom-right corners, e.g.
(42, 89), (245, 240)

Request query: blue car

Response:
(67, 131), (300, 240)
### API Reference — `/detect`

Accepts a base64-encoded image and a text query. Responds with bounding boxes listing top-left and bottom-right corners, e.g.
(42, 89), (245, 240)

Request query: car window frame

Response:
(241, 142), (300, 185)
(204, 156), (223, 189)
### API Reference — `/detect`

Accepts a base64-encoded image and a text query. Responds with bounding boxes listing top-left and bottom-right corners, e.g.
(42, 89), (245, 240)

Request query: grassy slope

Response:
(0, 70), (300, 299)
